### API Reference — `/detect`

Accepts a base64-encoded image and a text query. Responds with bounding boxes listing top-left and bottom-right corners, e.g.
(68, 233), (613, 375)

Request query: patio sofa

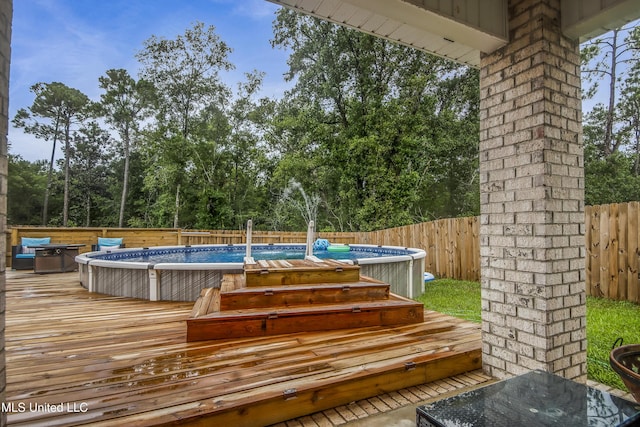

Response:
(12, 237), (51, 270)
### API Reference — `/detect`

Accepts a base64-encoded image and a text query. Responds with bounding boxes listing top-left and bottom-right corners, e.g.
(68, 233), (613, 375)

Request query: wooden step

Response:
(190, 287), (221, 318)
(186, 295), (424, 341)
(220, 281), (390, 311)
(244, 259), (360, 287)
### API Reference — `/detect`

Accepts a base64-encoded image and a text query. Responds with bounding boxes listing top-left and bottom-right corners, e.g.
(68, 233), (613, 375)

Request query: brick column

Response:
(0, 1), (10, 424)
(479, 0), (586, 381)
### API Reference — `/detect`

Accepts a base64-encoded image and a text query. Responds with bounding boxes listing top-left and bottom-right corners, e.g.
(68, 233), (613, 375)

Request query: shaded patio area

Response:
(5, 270), (483, 426)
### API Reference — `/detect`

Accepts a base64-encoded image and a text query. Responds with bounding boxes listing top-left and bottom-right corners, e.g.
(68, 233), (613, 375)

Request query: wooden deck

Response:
(5, 270), (482, 427)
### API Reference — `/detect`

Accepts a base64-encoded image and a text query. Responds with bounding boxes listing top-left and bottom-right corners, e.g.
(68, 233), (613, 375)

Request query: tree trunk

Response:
(173, 183), (180, 228)
(119, 129), (131, 228)
(63, 123), (71, 226)
(85, 192), (91, 227)
(634, 127), (640, 175)
(43, 140), (55, 225)
(42, 118), (61, 225)
(604, 28), (620, 156)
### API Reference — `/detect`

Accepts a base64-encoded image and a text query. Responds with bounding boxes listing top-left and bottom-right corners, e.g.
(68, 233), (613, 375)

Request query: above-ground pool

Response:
(76, 243), (426, 302)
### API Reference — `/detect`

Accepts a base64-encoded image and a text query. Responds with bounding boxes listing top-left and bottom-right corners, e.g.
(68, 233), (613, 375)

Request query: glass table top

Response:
(416, 370), (640, 427)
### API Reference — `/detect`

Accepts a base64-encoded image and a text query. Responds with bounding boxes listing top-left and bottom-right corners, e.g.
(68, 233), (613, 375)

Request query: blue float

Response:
(313, 238), (330, 251)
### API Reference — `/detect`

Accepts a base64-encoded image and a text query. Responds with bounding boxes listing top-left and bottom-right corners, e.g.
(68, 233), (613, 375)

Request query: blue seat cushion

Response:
(97, 237), (123, 250)
(21, 237), (51, 254)
(16, 253), (35, 259)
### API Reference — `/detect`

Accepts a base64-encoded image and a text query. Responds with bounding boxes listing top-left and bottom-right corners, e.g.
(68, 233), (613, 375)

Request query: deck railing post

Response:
(88, 264), (95, 293)
(246, 220), (253, 258)
(305, 221), (315, 258)
(408, 258), (414, 299)
(149, 269), (159, 301)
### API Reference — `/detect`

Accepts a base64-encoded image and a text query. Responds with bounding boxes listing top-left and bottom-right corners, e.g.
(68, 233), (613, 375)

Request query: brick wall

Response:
(479, 0), (587, 381)
(0, 0), (10, 424)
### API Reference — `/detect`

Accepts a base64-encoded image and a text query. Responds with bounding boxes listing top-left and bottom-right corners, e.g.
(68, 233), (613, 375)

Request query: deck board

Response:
(5, 271), (482, 426)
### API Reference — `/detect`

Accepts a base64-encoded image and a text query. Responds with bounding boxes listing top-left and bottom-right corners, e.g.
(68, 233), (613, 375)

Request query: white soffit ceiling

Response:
(267, 0), (509, 68)
(562, 0), (640, 42)
(268, 0), (640, 68)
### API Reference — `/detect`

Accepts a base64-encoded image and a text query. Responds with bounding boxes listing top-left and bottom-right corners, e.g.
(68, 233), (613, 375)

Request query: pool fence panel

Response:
(7, 201), (640, 303)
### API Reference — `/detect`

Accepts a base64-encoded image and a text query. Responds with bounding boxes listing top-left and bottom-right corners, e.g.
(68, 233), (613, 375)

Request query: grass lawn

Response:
(416, 278), (640, 392)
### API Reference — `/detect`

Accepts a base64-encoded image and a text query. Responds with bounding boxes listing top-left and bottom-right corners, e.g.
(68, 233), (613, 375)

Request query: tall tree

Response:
(224, 71), (270, 228)
(12, 82), (90, 225)
(136, 21), (233, 227)
(581, 24), (640, 156)
(271, 9), (479, 230)
(68, 122), (111, 226)
(99, 69), (155, 227)
(618, 48), (640, 175)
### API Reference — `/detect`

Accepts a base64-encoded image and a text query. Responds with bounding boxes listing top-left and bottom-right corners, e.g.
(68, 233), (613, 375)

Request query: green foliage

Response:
(269, 9), (480, 230)
(136, 21), (235, 227)
(68, 122), (113, 226)
(195, 189), (233, 229)
(584, 145), (640, 205)
(98, 68), (155, 227)
(587, 296), (640, 392)
(7, 155), (48, 225)
(415, 278), (481, 323)
(580, 22), (640, 204)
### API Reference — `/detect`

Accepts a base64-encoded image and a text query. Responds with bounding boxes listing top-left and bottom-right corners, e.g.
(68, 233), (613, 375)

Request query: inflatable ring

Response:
(327, 244), (350, 253)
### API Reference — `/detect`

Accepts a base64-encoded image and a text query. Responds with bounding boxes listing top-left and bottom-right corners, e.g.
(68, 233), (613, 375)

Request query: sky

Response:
(9, 0), (293, 162)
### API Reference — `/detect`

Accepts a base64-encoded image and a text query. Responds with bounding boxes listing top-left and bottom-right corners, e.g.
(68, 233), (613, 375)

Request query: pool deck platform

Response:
(5, 270), (482, 427)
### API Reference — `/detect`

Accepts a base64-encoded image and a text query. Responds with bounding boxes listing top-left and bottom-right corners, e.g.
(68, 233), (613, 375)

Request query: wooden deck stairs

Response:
(187, 258), (424, 342)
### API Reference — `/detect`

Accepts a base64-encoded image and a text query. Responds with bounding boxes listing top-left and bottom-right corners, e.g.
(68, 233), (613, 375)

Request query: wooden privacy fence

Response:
(367, 203), (640, 303)
(6, 201), (640, 303)
(585, 202), (640, 303)
(6, 227), (364, 257)
(368, 217), (481, 282)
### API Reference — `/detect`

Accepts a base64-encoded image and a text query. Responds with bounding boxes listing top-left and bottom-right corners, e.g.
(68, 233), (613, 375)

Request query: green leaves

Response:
(270, 9), (480, 230)
(11, 15), (484, 230)
(136, 21), (233, 131)
(135, 22), (236, 227)
(581, 22), (640, 205)
(8, 155), (48, 225)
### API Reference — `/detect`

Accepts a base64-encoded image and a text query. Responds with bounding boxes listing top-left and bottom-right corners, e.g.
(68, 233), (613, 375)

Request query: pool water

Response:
(90, 245), (408, 264)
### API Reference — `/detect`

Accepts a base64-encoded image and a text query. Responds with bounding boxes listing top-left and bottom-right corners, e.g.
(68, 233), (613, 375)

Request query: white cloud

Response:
(9, 130), (52, 163)
(205, 0), (281, 20)
(231, 0), (281, 20)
